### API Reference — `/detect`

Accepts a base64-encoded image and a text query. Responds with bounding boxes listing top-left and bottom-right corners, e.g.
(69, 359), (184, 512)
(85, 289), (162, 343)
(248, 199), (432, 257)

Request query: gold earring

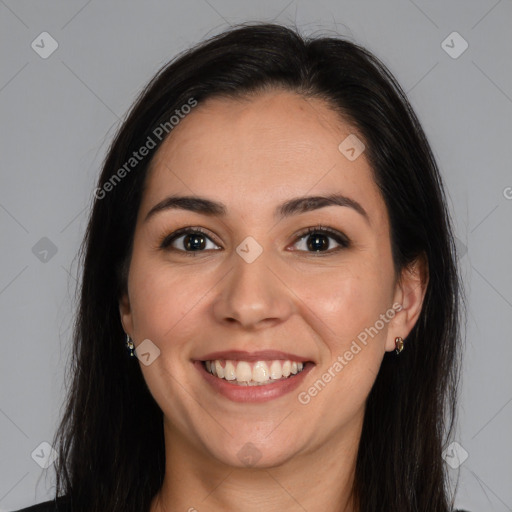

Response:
(395, 337), (404, 355)
(126, 334), (135, 357)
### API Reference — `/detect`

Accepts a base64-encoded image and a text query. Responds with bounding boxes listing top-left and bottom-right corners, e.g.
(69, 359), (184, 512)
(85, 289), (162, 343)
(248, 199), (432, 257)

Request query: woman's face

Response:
(120, 90), (423, 468)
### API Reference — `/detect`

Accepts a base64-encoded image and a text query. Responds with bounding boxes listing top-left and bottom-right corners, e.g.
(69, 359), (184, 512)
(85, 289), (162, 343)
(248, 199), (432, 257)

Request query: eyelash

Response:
(158, 225), (350, 256)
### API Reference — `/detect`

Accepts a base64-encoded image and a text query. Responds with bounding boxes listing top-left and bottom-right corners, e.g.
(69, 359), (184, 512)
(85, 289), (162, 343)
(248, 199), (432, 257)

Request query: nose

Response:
(212, 247), (295, 330)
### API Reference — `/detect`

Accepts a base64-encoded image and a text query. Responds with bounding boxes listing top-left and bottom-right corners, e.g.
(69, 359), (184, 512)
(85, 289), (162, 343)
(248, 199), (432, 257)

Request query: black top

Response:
(11, 497), (70, 512)
(11, 498), (472, 512)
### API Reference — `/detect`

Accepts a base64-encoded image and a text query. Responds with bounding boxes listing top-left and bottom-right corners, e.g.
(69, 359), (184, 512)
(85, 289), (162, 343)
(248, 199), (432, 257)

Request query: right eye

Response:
(159, 227), (221, 254)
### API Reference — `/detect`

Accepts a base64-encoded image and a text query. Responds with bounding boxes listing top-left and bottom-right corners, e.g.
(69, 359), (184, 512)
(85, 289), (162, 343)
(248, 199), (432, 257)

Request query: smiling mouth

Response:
(202, 359), (308, 386)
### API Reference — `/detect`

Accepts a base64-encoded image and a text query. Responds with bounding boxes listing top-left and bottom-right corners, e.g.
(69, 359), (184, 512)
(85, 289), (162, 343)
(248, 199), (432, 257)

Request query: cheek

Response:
(127, 252), (201, 342)
(296, 259), (395, 347)
(295, 267), (393, 420)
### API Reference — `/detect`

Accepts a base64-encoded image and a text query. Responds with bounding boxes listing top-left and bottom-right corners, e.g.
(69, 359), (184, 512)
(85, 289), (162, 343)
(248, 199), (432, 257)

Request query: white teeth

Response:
(224, 360), (236, 380)
(205, 358), (306, 385)
(215, 360), (225, 379)
(253, 361), (269, 382)
(270, 360), (282, 380)
(236, 361), (252, 382)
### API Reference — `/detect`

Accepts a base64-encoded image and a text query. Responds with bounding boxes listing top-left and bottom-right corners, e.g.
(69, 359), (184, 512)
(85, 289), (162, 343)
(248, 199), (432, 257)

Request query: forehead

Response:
(142, 90), (386, 224)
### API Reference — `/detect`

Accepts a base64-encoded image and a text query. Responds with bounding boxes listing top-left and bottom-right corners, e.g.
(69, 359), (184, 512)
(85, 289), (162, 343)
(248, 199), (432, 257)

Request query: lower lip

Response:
(194, 360), (313, 403)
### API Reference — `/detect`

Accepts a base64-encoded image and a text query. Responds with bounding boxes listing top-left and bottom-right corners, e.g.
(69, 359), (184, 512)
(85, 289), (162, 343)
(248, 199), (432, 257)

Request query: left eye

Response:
(292, 228), (349, 253)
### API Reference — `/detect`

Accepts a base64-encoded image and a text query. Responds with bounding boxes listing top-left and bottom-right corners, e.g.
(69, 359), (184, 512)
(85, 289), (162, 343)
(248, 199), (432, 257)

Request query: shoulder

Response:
(10, 496), (71, 512)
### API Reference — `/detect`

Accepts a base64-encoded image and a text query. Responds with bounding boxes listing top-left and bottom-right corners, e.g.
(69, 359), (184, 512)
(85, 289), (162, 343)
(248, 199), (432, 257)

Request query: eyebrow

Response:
(144, 193), (370, 224)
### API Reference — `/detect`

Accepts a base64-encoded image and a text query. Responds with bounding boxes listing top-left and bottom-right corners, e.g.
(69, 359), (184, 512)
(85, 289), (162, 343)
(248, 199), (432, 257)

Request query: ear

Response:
(119, 291), (134, 337)
(385, 253), (429, 352)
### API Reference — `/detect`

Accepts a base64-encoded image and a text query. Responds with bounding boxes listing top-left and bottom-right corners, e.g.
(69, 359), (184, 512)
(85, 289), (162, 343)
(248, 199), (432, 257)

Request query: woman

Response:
(14, 22), (468, 512)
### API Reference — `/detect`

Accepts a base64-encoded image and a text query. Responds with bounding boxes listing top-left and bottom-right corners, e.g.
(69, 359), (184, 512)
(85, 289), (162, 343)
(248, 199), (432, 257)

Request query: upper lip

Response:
(197, 350), (311, 363)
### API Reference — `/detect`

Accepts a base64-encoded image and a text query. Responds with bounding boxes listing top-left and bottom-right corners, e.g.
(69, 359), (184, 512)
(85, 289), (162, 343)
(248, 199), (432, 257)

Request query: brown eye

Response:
(293, 226), (350, 253)
(160, 228), (221, 253)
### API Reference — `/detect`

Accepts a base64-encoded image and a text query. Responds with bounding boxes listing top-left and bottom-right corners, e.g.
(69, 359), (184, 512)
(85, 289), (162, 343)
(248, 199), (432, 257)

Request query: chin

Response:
(202, 435), (302, 470)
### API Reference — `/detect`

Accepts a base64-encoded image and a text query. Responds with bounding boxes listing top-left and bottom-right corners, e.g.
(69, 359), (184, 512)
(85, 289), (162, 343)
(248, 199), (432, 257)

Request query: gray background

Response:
(1, 1), (511, 510)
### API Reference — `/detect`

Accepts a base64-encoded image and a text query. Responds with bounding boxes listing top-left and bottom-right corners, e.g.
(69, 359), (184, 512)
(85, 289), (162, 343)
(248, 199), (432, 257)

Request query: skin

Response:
(119, 90), (427, 512)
